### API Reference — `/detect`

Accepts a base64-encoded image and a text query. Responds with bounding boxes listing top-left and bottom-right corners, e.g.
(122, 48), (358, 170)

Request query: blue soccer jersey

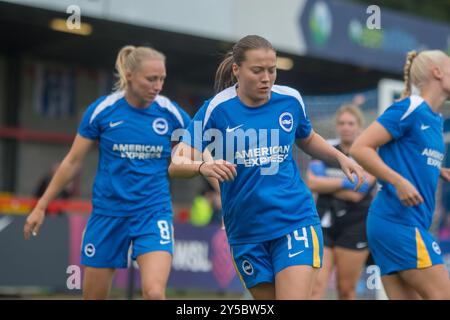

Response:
(78, 91), (191, 217)
(370, 95), (445, 230)
(183, 85), (320, 245)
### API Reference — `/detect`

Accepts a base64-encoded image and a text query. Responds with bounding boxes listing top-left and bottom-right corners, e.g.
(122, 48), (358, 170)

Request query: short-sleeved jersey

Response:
(78, 91), (191, 217)
(370, 95), (445, 230)
(183, 85), (320, 245)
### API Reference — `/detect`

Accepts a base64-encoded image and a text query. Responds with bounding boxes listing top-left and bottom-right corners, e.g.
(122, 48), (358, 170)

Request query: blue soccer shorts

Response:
(367, 213), (443, 276)
(230, 224), (323, 289)
(81, 210), (173, 268)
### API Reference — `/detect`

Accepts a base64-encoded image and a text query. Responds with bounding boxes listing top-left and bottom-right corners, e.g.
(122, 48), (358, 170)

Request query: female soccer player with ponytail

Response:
(24, 46), (190, 299)
(169, 35), (364, 299)
(351, 50), (450, 299)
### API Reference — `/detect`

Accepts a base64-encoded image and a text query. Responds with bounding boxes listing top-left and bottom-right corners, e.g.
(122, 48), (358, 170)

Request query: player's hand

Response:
(440, 168), (450, 182)
(24, 207), (46, 240)
(337, 154), (365, 191)
(199, 160), (237, 182)
(393, 177), (424, 207)
(342, 176), (372, 194)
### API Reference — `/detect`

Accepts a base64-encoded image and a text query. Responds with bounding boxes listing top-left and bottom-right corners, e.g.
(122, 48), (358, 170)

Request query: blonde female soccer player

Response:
(351, 50), (450, 299)
(24, 46), (190, 300)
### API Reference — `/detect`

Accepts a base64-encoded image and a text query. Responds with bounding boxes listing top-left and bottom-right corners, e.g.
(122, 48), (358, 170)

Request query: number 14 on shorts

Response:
(287, 227), (309, 258)
(286, 227), (309, 258)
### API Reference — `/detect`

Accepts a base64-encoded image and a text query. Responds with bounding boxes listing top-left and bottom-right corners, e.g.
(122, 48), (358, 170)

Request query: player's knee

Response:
(83, 290), (109, 300)
(337, 281), (356, 300)
(311, 280), (327, 298)
(142, 286), (165, 300)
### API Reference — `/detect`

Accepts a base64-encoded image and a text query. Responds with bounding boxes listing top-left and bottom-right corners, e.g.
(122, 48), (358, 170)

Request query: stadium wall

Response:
(0, 55), (6, 188)
(14, 59), (98, 198)
(3, 0), (307, 56)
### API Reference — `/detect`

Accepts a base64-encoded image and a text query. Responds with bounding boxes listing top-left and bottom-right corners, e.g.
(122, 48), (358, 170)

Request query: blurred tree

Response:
(351, 0), (450, 23)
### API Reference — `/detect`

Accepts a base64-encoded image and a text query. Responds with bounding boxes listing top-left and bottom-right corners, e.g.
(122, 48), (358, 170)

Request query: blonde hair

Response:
(336, 103), (364, 127)
(114, 45), (166, 92)
(401, 50), (448, 99)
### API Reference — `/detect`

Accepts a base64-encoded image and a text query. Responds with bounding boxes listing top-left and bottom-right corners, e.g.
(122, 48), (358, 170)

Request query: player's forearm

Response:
(350, 145), (403, 187)
(201, 148), (220, 192)
(307, 176), (343, 194)
(168, 161), (202, 179)
(299, 131), (345, 167)
(334, 190), (364, 203)
(37, 157), (82, 209)
(169, 142), (205, 178)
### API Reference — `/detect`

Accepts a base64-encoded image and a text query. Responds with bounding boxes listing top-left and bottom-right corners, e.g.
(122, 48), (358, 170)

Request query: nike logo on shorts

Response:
(288, 250), (304, 258)
(356, 242), (368, 249)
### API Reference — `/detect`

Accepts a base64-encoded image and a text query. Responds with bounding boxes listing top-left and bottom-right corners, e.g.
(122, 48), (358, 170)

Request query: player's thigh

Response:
(83, 267), (116, 300)
(315, 246), (335, 284)
(310, 247), (334, 299)
(137, 251), (172, 292)
(249, 283), (276, 300)
(272, 224), (324, 299)
(399, 265), (450, 299)
(381, 273), (422, 300)
(275, 265), (319, 300)
(334, 247), (369, 287)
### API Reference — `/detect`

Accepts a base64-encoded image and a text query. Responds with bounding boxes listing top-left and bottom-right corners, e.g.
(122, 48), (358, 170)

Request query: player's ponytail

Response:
(214, 52), (235, 93)
(214, 35), (276, 93)
(401, 49), (447, 99)
(401, 50), (417, 99)
(114, 45), (136, 92)
(114, 45), (166, 92)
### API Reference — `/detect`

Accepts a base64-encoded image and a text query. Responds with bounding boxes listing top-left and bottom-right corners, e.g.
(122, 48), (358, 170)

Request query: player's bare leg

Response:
(137, 251), (172, 300)
(83, 267), (116, 300)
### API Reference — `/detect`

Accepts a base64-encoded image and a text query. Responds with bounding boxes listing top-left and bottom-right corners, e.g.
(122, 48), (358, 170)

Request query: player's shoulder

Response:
(271, 85), (307, 118)
(85, 91), (125, 123)
(154, 95), (188, 127)
(88, 91), (124, 110)
(205, 86), (237, 110)
(387, 95), (426, 120)
(199, 86), (238, 122)
(271, 85), (304, 104)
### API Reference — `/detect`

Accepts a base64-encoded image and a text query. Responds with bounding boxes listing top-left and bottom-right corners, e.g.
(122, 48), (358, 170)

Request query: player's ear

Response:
(431, 66), (443, 80)
(125, 70), (133, 82)
(232, 63), (239, 80)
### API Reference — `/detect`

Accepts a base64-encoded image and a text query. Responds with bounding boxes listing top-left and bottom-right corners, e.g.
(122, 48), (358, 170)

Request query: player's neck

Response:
(124, 91), (152, 109)
(236, 87), (269, 107)
(420, 87), (447, 113)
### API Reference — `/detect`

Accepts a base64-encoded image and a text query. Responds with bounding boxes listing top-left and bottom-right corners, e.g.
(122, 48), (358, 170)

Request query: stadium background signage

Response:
(114, 223), (244, 293)
(299, 0), (450, 73)
(0, 215), (244, 293)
